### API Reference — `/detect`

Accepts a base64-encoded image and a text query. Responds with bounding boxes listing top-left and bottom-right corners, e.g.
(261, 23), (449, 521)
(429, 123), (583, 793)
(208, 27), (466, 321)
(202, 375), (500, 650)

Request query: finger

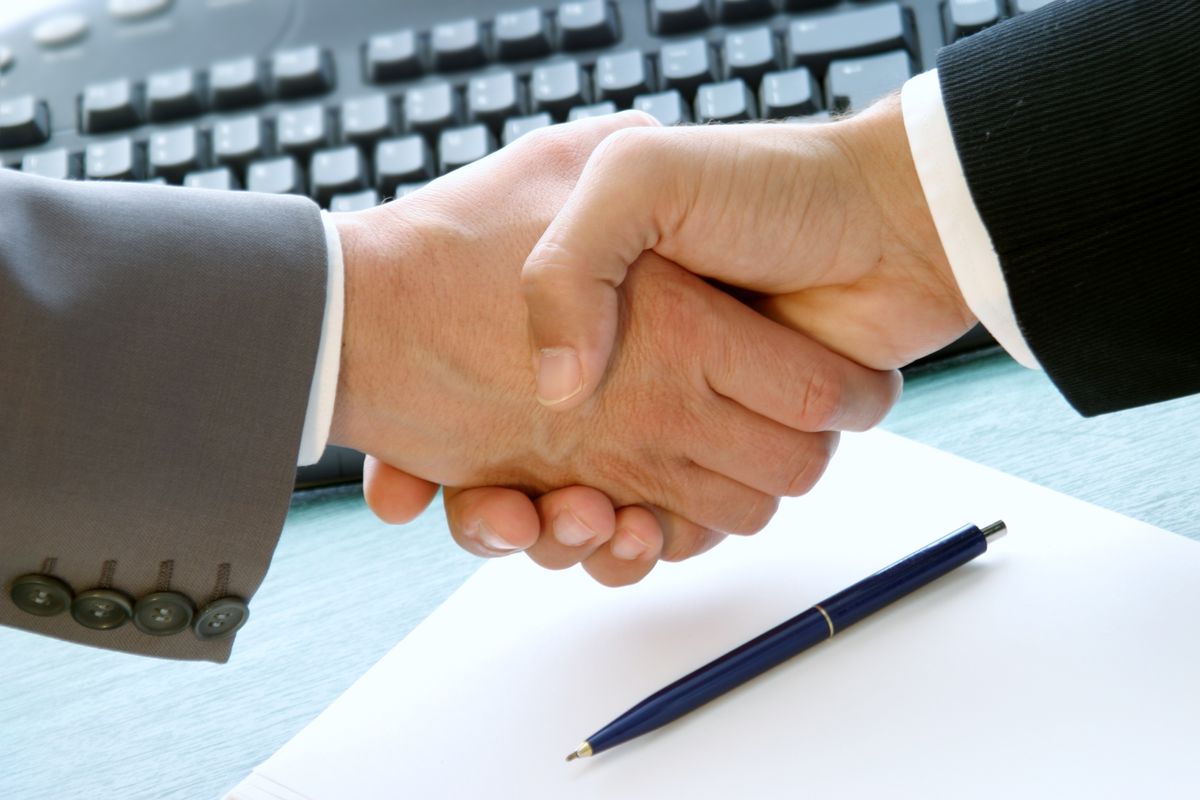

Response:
(524, 486), (618, 571)
(362, 457), (441, 524)
(443, 486), (540, 558)
(581, 506), (664, 587)
(521, 124), (682, 411)
(701, 288), (903, 433)
(689, 397), (841, 498)
(648, 507), (728, 561)
(655, 465), (780, 536)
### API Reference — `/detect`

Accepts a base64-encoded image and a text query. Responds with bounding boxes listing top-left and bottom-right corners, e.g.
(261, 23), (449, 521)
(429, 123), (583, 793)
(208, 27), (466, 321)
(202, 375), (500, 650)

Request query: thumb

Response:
(521, 125), (679, 411)
(362, 456), (440, 524)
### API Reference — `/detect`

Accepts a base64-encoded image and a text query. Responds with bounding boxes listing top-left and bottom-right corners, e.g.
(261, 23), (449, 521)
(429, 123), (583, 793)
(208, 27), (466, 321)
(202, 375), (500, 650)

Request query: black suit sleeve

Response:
(936, 0), (1200, 416)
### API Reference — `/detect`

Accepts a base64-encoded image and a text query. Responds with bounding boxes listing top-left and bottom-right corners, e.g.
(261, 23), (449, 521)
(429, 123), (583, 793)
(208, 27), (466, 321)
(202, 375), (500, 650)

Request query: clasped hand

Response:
(329, 101), (972, 586)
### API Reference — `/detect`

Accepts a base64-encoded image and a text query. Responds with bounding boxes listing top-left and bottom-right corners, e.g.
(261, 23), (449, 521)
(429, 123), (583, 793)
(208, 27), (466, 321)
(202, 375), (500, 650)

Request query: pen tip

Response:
(565, 742), (593, 762)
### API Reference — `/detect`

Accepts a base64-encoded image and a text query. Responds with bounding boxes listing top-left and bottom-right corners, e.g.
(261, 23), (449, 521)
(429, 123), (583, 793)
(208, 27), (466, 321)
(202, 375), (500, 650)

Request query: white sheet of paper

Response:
(229, 431), (1200, 800)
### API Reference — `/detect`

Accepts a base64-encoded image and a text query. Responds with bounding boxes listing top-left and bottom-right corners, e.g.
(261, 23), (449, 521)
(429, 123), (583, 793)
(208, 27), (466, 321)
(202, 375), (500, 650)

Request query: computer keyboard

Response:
(1, 0), (1034, 487)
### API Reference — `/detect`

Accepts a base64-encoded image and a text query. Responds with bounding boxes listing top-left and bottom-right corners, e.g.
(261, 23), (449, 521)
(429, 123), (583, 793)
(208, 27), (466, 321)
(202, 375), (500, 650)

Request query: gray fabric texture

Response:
(0, 170), (328, 661)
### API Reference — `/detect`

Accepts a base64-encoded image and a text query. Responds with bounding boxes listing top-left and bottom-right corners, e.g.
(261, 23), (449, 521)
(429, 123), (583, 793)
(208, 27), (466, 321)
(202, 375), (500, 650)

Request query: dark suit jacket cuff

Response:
(936, 0), (1200, 415)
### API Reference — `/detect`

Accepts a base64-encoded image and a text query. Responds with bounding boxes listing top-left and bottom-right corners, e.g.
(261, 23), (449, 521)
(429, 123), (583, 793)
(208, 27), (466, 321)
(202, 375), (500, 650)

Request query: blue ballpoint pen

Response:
(565, 520), (1007, 761)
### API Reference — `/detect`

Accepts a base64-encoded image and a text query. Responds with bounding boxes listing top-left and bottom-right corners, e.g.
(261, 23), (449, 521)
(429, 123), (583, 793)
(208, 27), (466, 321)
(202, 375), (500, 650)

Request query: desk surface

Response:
(3, 353), (1198, 800)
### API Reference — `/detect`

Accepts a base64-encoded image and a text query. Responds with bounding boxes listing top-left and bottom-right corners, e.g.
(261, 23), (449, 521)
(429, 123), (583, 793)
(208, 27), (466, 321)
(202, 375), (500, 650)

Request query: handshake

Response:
(327, 95), (976, 586)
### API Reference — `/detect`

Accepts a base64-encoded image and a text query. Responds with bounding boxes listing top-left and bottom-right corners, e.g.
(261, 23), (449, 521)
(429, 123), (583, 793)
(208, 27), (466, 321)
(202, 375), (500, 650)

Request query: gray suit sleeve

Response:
(0, 170), (328, 662)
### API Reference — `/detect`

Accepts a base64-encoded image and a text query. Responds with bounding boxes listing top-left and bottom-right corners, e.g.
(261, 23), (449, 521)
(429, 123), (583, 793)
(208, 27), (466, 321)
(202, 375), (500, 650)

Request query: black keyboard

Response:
(1, 0), (1036, 487)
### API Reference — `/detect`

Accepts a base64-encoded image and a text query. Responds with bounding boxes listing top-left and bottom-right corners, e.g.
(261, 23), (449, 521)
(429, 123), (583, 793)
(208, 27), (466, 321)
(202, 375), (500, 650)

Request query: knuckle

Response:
(615, 108), (662, 130)
(520, 241), (578, 297)
(590, 126), (652, 173)
(796, 362), (844, 431)
(515, 124), (587, 170)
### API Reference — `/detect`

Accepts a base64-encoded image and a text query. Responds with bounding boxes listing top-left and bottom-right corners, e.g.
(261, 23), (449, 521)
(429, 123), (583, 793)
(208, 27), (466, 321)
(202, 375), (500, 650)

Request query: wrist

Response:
(836, 93), (973, 327)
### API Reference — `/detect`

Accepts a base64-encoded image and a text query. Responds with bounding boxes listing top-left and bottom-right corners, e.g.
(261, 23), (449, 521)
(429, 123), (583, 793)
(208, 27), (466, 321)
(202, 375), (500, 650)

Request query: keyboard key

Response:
(433, 19), (487, 71)
(311, 145), (368, 206)
(715, 0), (773, 23)
(723, 26), (777, 84)
(108, 0), (171, 21)
(568, 101), (617, 120)
(438, 124), (495, 174)
(81, 78), (141, 133)
(660, 38), (715, 98)
(595, 50), (651, 105)
(826, 50), (912, 113)
(247, 156), (304, 194)
(1012, 0), (1054, 13)
(395, 182), (428, 198)
(467, 72), (521, 126)
(272, 45), (334, 98)
(0, 95), (50, 148)
(33, 12), (89, 48)
(341, 94), (394, 144)
(557, 1), (618, 50)
(183, 167), (239, 191)
(210, 56), (267, 109)
(212, 114), (264, 166)
(404, 83), (459, 136)
(760, 67), (820, 118)
(531, 61), (590, 117)
(330, 189), (380, 212)
(276, 104), (330, 154)
(148, 125), (202, 181)
(633, 90), (690, 126)
(502, 112), (553, 145)
(85, 137), (139, 180)
(375, 135), (434, 195)
(650, 0), (711, 35)
(495, 8), (552, 60)
(786, 4), (914, 67)
(695, 79), (755, 123)
(945, 0), (1001, 40)
(22, 148), (75, 180)
(365, 30), (422, 83)
(146, 67), (202, 121)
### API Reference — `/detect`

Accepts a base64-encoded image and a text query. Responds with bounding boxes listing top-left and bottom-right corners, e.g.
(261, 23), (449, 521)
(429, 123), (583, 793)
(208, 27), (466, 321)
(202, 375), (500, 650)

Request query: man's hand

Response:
(519, 95), (976, 413)
(328, 113), (900, 585)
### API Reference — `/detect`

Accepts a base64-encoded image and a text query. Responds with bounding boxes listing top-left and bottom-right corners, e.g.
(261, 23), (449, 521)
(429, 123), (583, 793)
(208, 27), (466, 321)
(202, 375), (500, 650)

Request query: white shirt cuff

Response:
(296, 212), (346, 466)
(900, 69), (1041, 370)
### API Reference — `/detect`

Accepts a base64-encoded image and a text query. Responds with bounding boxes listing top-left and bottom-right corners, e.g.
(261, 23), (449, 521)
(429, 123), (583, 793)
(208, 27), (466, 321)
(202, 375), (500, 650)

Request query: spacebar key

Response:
(786, 3), (914, 67)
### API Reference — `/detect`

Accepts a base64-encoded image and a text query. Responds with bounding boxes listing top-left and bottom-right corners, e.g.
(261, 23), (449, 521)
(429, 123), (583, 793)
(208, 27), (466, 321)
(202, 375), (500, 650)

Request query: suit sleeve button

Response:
(10, 574), (73, 617)
(132, 591), (195, 636)
(71, 588), (134, 630)
(193, 596), (250, 641)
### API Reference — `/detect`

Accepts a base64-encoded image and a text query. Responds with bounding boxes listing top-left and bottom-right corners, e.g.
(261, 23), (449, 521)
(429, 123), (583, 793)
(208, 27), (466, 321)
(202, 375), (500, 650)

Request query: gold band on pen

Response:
(813, 604), (835, 638)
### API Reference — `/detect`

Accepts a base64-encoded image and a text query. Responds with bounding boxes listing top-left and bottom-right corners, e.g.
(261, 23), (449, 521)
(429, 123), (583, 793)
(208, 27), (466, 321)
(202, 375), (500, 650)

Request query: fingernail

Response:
(467, 520), (523, 554)
(536, 348), (583, 406)
(611, 528), (651, 561)
(553, 509), (597, 547)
